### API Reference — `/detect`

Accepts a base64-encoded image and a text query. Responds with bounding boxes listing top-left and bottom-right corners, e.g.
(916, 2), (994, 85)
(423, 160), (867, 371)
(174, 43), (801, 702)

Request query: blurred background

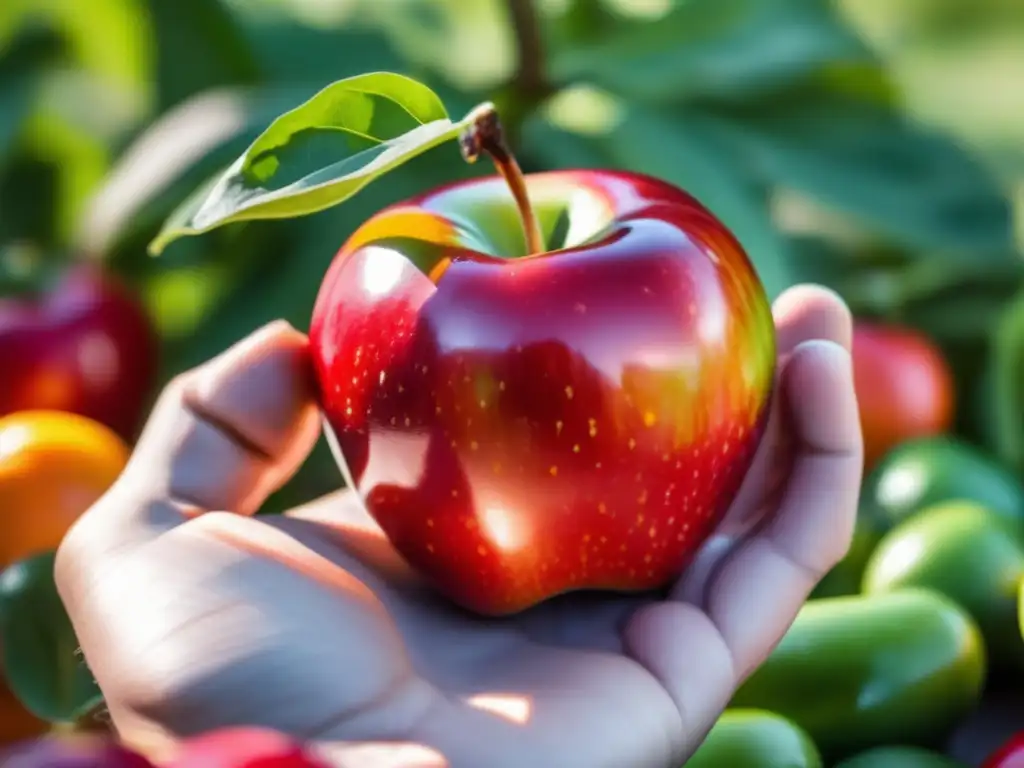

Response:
(1, 0), (1023, 511)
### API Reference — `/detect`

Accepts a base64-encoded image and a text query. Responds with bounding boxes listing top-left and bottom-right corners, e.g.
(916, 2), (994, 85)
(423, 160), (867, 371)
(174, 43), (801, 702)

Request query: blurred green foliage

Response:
(1, 0), (1022, 511)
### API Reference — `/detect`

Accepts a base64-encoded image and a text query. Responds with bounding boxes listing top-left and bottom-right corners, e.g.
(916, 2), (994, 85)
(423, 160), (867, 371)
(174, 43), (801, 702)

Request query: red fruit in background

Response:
(852, 321), (955, 470)
(310, 168), (776, 616)
(984, 732), (1024, 768)
(166, 727), (330, 768)
(0, 734), (154, 768)
(0, 264), (159, 442)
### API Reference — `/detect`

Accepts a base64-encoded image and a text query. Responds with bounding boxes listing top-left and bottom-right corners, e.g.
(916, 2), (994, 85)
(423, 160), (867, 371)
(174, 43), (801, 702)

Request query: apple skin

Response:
(0, 264), (158, 442)
(310, 169), (776, 615)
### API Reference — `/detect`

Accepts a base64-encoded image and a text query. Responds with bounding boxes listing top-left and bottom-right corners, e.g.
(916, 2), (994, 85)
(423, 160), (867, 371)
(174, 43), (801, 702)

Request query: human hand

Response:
(55, 284), (862, 768)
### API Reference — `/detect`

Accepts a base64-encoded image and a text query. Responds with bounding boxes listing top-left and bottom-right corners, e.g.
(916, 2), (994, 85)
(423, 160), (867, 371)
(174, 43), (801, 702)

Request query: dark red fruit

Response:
(0, 264), (159, 441)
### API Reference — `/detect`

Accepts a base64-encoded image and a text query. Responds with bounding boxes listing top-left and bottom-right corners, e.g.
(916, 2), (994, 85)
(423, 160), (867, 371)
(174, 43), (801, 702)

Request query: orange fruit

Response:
(0, 410), (129, 569)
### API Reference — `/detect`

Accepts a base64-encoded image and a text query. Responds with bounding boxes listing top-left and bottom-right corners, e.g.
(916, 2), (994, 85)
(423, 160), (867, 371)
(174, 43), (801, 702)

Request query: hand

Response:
(56, 284), (862, 768)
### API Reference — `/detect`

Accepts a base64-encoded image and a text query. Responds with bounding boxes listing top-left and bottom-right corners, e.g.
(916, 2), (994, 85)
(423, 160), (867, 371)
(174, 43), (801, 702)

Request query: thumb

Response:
(59, 320), (322, 559)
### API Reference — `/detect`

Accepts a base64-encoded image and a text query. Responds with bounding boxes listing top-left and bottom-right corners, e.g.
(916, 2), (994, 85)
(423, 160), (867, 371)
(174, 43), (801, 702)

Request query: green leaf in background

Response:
(522, 108), (793, 299)
(0, 551), (103, 723)
(0, 77), (32, 166)
(0, 24), (68, 167)
(0, 0), (149, 97)
(144, 0), (261, 113)
(714, 94), (1016, 258)
(551, 0), (871, 104)
(241, 20), (406, 85)
(148, 72), (470, 256)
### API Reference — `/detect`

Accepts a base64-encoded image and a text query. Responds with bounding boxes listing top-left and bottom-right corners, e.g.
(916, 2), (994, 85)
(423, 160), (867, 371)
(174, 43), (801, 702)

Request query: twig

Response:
(506, 0), (547, 97)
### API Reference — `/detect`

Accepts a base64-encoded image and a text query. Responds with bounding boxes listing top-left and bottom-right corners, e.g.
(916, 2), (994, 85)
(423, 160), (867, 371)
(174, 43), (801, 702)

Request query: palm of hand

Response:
(56, 286), (860, 768)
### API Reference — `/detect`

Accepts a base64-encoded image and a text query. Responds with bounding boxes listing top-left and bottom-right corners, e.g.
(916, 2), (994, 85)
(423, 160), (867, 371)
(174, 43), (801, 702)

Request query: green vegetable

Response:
(862, 500), (1024, 670)
(815, 436), (1024, 598)
(686, 709), (822, 768)
(862, 436), (1024, 534)
(730, 589), (985, 760)
(834, 745), (966, 767)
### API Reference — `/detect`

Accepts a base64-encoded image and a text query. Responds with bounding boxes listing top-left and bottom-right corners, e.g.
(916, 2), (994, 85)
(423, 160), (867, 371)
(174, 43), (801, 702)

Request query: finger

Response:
(58, 320), (321, 557)
(674, 285), (853, 603)
(773, 284), (853, 355)
(624, 339), (861, 740)
(722, 284), (853, 530)
(702, 339), (862, 677)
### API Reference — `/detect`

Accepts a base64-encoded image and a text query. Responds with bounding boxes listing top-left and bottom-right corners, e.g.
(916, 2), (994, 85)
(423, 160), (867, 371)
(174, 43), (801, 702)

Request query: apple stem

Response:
(460, 102), (544, 255)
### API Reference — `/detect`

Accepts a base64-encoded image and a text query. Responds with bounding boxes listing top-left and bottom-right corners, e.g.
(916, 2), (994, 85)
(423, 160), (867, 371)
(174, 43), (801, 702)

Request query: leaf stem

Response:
(460, 102), (544, 255)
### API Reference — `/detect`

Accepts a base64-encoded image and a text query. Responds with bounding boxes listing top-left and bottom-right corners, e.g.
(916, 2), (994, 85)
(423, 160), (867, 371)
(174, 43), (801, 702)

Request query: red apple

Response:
(309, 169), (776, 615)
(0, 263), (159, 441)
(166, 727), (330, 768)
(852, 320), (954, 470)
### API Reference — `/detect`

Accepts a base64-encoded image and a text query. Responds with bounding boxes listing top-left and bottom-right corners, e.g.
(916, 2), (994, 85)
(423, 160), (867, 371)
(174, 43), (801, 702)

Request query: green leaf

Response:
(0, 76), (34, 168)
(0, 24), (67, 166)
(0, 0), (150, 96)
(715, 95), (1016, 257)
(551, 0), (871, 104)
(148, 72), (469, 256)
(522, 108), (793, 299)
(0, 551), (103, 723)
